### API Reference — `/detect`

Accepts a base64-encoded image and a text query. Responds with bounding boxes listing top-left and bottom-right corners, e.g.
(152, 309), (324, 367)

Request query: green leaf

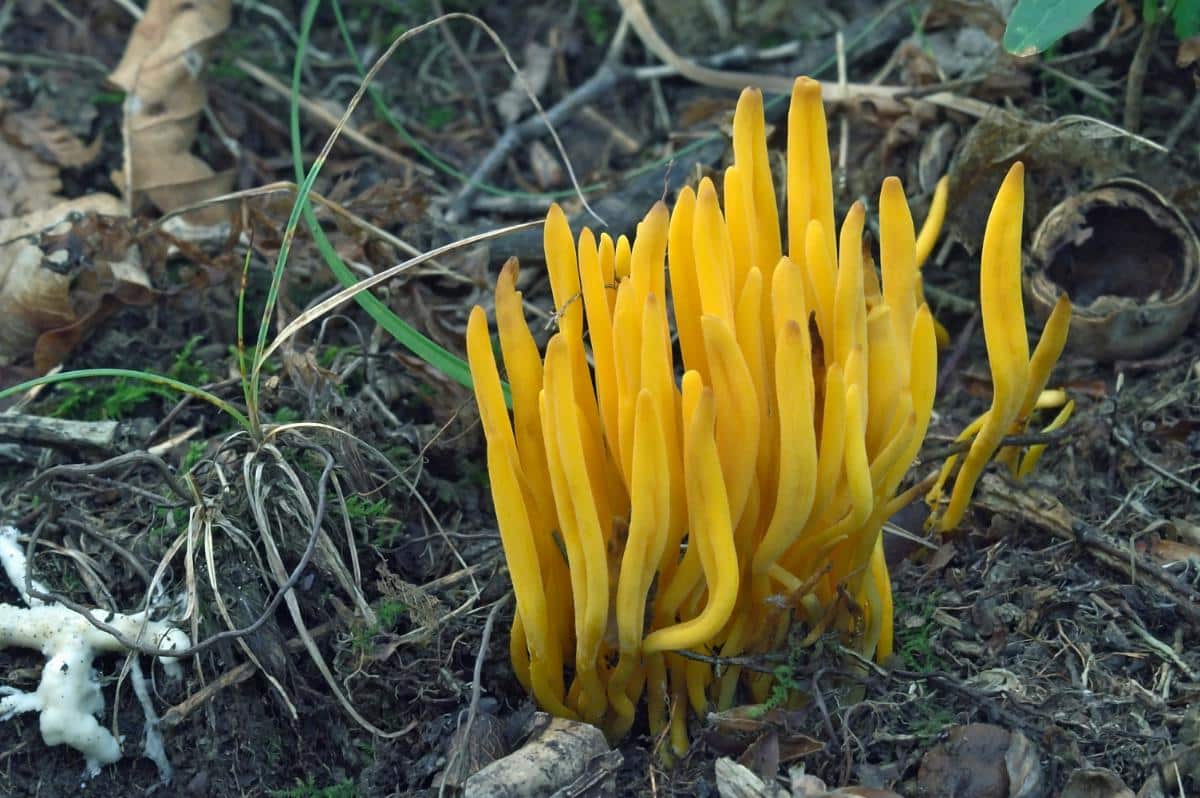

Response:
(1003, 0), (1106, 55)
(1174, 0), (1200, 38)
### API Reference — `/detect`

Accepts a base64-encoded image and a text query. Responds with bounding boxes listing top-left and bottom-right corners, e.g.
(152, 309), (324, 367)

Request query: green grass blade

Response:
(0, 369), (251, 431)
(288, 0), (483, 396)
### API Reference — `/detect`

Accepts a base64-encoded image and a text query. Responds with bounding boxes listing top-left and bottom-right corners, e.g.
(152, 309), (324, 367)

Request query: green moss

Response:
(182, 441), (207, 472)
(48, 379), (171, 421)
(893, 591), (947, 674)
(579, 0), (613, 45)
(345, 494), (389, 521)
(375, 598), (407, 630)
(423, 104), (455, 130)
(270, 776), (357, 798)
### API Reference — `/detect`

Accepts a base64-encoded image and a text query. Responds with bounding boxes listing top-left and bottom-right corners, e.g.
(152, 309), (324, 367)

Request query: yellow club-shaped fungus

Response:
(924, 164), (1074, 531)
(466, 77), (1070, 752)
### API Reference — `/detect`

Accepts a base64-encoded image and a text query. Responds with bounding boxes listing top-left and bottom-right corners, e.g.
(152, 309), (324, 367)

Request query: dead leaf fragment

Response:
(1005, 727), (1044, 798)
(715, 757), (789, 798)
(495, 41), (555, 124)
(108, 0), (233, 222)
(918, 724), (1044, 798)
(528, 139), (563, 190)
(1060, 768), (1135, 798)
(924, 0), (1007, 38)
(0, 243), (73, 366)
(789, 771), (903, 798)
(3, 109), (101, 168)
(0, 195), (151, 378)
(0, 133), (63, 218)
(461, 715), (617, 798)
(738, 728), (780, 784)
(1136, 536), (1200, 568)
(1177, 36), (1200, 67)
(440, 712), (510, 789)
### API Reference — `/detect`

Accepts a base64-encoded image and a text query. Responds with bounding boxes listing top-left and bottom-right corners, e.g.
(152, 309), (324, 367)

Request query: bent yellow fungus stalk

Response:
(466, 76), (1071, 752)
(927, 165), (1073, 531)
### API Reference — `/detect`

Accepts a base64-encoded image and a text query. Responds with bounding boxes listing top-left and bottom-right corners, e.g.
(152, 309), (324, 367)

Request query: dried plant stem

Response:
(234, 56), (434, 177)
(1123, 15), (1160, 134)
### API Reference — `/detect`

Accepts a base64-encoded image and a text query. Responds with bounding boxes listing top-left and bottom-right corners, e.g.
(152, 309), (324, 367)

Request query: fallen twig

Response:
(973, 473), (1200, 628)
(234, 56), (433, 178)
(1123, 14), (1161, 134)
(445, 63), (627, 222)
(0, 413), (128, 453)
(448, 7), (914, 222)
(159, 621), (336, 729)
(923, 426), (1072, 463)
(616, 0), (995, 117)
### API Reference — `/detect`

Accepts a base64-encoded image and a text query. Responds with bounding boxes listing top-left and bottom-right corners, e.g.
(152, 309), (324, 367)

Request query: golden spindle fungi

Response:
(467, 77), (1070, 749)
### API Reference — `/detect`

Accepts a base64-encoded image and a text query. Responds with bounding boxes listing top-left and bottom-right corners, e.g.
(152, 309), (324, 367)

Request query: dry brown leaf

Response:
(1177, 36), (1200, 67)
(0, 243), (74, 367)
(1136, 537), (1200, 567)
(1060, 768), (1135, 798)
(528, 139), (563, 189)
(0, 133), (63, 218)
(495, 40), (555, 124)
(108, 0), (233, 223)
(918, 724), (1044, 798)
(0, 193), (124, 247)
(738, 729), (780, 785)
(0, 195), (153, 378)
(2, 109), (102, 167)
(925, 0), (1007, 38)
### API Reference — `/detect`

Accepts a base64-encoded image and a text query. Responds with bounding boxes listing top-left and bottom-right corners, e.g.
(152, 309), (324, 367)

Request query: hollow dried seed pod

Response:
(1026, 178), (1200, 361)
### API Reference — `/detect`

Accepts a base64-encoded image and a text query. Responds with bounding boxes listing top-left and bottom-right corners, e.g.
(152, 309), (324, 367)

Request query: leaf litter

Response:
(1, 1), (1199, 796)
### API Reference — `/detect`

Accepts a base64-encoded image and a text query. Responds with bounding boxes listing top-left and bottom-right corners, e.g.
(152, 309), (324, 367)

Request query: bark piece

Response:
(462, 716), (616, 798)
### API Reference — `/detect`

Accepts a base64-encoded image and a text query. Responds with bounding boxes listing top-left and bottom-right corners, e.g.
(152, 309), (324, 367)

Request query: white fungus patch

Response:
(0, 525), (189, 777)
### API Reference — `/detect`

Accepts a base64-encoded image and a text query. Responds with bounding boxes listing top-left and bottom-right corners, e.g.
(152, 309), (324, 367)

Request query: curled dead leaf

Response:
(0, 195), (152, 379)
(108, 0), (233, 223)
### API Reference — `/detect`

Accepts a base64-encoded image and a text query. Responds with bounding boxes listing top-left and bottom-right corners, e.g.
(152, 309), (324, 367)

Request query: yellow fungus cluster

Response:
(466, 76), (1069, 753)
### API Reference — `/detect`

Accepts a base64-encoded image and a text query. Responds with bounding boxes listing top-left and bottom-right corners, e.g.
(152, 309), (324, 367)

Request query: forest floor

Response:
(0, 1), (1198, 796)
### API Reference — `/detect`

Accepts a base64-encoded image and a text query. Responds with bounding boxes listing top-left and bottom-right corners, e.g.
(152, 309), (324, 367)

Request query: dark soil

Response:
(1, 2), (1198, 797)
